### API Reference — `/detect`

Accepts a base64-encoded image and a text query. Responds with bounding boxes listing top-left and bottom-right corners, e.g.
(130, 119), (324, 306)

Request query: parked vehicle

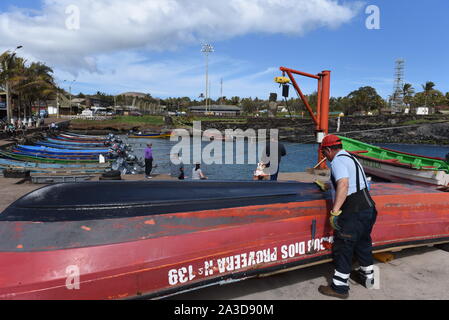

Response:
(39, 110), (49, 118)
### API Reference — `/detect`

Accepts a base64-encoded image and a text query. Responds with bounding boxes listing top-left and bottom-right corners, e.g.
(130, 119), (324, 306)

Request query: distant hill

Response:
(118, 92), (149, 99)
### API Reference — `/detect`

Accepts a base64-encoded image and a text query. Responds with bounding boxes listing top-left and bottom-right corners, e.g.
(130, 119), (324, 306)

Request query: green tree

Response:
(345, 86), (386, 115)
(230, 96), (240, 105)
(412, 90), (445, 109)
(241, 97), (258, 114)
(402, 83), (415, 108)
(422, 81), (435, 107)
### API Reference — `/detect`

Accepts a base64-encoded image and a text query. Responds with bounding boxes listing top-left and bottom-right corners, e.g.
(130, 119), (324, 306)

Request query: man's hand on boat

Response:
(314, 180), (329, 192)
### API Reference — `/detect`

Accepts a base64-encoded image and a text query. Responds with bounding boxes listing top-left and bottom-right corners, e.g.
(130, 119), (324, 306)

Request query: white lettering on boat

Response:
(167, 237), (333, 287)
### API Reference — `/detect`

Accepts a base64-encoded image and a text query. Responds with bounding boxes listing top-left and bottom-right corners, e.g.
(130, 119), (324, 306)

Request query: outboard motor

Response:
(126, 154), (136, 162)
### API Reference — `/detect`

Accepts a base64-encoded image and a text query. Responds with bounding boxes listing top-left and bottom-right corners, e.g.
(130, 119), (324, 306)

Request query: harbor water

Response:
(125, 137), (449, 181)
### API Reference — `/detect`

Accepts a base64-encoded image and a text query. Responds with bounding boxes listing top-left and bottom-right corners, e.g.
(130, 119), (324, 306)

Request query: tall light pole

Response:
(5, 45), (23, 123)
(56, 84), (60, 119)
(64, 79), (76, 115)
(201, 44), (214, 114)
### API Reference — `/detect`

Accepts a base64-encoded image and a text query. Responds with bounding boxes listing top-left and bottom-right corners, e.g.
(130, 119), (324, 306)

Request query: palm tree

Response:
(422, 81), (436, 107)
(402, 83), (415, 111)
(0, 51), (26, 120)
(14, 62), (55, 118)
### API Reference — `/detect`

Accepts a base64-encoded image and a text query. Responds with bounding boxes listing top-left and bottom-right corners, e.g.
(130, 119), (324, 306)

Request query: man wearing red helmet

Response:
(318, 134), (377, 299)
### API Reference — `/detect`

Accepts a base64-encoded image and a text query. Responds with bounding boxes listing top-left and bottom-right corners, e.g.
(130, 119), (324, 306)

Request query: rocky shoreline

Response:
(69, 115), (449, 145)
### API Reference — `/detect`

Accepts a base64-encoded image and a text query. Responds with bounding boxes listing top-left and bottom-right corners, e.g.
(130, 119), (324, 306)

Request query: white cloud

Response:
(0, 0), (362, 97)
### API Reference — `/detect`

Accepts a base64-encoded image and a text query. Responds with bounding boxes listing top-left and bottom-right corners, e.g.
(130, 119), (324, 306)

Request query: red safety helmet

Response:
(321, 135), (342, 148)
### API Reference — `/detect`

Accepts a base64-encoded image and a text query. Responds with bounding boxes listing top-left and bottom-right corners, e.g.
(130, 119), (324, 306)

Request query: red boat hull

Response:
(1, 183), (448, 300)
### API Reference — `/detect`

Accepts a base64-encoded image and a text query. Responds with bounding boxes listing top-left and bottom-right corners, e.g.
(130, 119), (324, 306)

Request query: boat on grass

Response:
(0, 180), (448, 300)
(339, 136), (449, 187)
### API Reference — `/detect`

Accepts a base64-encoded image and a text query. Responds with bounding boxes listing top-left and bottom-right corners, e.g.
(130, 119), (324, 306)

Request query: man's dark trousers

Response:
(331, 207), (377, 294)
(145, 158), (153, 176)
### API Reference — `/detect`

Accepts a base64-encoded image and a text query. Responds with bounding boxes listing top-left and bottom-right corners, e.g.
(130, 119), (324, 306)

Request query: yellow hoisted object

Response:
(274, 76), (291, 84)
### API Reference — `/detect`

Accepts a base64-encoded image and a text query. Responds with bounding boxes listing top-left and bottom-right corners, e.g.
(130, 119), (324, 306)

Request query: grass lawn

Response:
(72, 116), (165, 126)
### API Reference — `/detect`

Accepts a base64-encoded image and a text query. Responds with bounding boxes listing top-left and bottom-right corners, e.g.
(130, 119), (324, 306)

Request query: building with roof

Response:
(189, 105), (241, 116)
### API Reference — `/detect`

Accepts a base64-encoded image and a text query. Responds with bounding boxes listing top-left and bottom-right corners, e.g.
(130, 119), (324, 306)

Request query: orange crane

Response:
(275, 67), (331, 169)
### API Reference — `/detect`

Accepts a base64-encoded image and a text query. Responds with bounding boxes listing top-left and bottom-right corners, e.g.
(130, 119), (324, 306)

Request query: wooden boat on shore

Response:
(46, 138), (107, 147)
(0, 158), (110, 171)
(51, 136), (108, 144)
(11, 149), (106, 161)
(1, 180), (448, 300)
(0, 150), (103, 164)
(128, 132), (172, 139)
(15, 145), (110, 155)
(36, 141), (111, 150)
(59, 133), (107, 140)
(339, 136), (449, 187)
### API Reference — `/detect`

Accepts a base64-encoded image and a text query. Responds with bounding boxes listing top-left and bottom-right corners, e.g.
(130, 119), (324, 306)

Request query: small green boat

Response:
(0, 150), (104, 165)
(339, 136), (449, 186)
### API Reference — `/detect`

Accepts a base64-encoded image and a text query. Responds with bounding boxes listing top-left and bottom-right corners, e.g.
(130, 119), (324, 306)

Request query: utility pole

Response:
(220, 78), (223, 105)
(56, 88), (60, 119)
(5, 45), (23, 123)
(201, 44), (214, 114)
(64, 79), (76, 115)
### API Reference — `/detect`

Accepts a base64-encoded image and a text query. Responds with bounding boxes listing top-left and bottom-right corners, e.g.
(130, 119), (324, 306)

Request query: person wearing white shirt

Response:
(318, 135), (377, 300)
(192, 163), (207, 180)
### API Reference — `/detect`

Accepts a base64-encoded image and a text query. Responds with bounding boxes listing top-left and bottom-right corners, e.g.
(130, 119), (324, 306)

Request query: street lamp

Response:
(201, 43), (214, 114)
(4, 45), (23, 123)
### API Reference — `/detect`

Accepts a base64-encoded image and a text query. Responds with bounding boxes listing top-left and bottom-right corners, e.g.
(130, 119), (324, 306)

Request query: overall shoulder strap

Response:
(337, 154), (368, 191)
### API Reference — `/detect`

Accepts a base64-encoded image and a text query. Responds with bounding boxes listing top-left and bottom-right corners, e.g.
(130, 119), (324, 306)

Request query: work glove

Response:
(329, 210), (342, 231)
(314, 180), (329, 192)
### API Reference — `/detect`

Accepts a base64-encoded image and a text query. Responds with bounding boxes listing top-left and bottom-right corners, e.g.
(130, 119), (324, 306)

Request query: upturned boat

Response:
(339, 136), (449, 187)
(0, 180), (448, 300)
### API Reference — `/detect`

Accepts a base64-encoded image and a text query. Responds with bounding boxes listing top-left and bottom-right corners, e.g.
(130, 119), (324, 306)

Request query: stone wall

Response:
(201, 115), (449, 144)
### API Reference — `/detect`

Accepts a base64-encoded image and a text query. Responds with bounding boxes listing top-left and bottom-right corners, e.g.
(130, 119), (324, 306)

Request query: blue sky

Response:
(0, 0), (448, 100)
